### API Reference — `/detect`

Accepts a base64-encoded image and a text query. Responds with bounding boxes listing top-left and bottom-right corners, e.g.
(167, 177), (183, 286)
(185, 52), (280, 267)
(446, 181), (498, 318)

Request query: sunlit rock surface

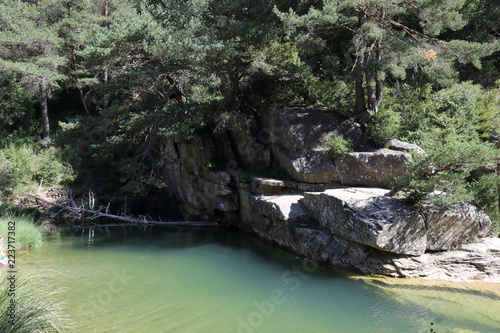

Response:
(162, 107), (498, 281)
(336, 150), (411, 188)
(422, 201), (492, 251)
(302, 188), (427, 255)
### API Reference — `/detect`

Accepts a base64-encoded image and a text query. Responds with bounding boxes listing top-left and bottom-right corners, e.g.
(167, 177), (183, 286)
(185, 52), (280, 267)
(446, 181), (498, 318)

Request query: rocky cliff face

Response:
(162, 107), (499, 282)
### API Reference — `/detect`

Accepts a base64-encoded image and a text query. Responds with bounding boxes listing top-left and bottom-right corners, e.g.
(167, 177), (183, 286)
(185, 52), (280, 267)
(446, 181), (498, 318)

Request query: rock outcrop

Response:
(389, 237), (500, 282)
(163, 136), (239, 222)
(422, 202), (492, 251)
(161, 106), (499, 282)
(274, 148), (340, 184)
(301, 188), (427, 255)
(386, 138), (426, 156)
(267, 107), (363, 151)
(336, 150), (411, 188)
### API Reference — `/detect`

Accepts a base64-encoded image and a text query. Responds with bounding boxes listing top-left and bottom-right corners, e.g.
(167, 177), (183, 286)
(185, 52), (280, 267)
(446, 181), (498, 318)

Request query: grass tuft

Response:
(0, 214), (42, 250)
(0, 272), (72, 332)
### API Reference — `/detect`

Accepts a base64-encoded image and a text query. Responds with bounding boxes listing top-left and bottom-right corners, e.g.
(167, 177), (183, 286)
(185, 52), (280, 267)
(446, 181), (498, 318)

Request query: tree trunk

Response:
(365, 52), (375, 109)
(373, 41), (383, 114)
(355, 9), (368, 125)
(226, 62), (240, 107)
(79, 87), (90, 115)
(39, 77), (50, 140)
(72, 45), (90, 116)
(355, 55), (367, 124)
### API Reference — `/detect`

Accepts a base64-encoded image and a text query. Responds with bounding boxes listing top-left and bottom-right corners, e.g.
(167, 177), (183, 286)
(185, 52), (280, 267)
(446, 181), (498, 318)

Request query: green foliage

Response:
(0, 203), (41, 221)
(393, 140), (499, 204)
(324, 133), (353, 160)
(470, 173), (500, 236)
(367, 102), (401, 146)
(0, 142), (73, 196)
(0, 273), (71, 332)
(372, 83), (500, 148)
(0, 214), (42, 250)
(56, 102), (208, 196)
(275, 0), (498, 121)
(239, 173), (251, 184)
(0, 73), (35, 137)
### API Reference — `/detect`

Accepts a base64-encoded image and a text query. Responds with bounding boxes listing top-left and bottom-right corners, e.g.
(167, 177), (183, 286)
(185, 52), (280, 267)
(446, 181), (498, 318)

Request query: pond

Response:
(18, 227), (500, 332)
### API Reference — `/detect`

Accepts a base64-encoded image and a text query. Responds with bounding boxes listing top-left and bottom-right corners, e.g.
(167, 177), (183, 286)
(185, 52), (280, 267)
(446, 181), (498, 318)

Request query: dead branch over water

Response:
(25, 193), (218, 228)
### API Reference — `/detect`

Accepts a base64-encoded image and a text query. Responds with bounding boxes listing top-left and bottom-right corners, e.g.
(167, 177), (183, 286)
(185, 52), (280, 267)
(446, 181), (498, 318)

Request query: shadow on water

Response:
(62, 225), (351, 279)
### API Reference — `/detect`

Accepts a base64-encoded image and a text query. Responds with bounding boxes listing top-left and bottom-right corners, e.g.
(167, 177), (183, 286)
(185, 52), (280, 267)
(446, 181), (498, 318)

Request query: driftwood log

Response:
(25, 193), (218, 227)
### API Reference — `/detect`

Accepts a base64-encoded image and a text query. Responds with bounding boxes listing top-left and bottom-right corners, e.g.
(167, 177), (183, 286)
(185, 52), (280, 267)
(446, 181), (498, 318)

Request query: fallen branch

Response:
(25, 193), (219, 227)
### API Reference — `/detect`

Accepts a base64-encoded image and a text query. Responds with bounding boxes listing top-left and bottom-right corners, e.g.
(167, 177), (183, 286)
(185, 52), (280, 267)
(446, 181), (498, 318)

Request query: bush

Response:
(367, 105), (401, 146)
(0, 143), (73, 196)
(324, 133), (353, 160)
(0, 273), (70, 332)
(470, 173), (500, 236)
(371, 83), (500, 149)
(0, 214), (42, 250)
(392, 139), (499, 205)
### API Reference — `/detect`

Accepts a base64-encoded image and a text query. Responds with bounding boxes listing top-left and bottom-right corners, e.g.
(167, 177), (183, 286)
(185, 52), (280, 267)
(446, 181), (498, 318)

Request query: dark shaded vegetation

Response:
(0, 0), (498, 231)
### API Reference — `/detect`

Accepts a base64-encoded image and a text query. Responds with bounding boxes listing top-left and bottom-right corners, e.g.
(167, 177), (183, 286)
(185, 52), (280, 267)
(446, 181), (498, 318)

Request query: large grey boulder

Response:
(275, 148), (410, 188)
(229, 127), (271, 169)
(239, 190), (317, 230)
(301, 188), (427, 255)
(269, 107), (363, 151)
(274, 148), (341, 184)
(336, 149), (410, 188)
(422, 202), (492, 251)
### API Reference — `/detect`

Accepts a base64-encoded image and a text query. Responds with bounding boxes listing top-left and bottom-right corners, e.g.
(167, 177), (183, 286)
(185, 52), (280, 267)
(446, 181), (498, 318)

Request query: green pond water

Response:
(14, 227), (500, 332)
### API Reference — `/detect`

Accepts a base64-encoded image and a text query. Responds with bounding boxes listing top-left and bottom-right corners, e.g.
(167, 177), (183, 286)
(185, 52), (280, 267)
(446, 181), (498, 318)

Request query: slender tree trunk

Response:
(78, 85), (90, 115)
(365, 52), (375, 109)
(356, 10), (368, 125)
(39, 77), (50, 140)
(226, 62), (240, 107)
(72, 45), (90, 116)
(373, 41), (383, 114)
(355, 54), (367, 123)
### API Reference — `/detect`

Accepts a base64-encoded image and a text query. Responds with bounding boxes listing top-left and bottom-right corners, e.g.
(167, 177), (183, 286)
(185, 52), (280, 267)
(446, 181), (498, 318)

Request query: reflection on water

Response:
(15, 227), (500, 332)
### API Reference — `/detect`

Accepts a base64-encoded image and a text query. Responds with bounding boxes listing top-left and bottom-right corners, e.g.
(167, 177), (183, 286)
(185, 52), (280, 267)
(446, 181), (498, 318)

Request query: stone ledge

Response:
(301, 188), (427, 255)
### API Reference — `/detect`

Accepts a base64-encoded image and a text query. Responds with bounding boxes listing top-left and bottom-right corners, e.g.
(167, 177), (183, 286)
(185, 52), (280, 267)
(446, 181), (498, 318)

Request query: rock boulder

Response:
(386, 139), (426, 156)
(274, 148), (341, 184)
(301, 188), (427, 255)
(422, 202), (492, 251)
(336, 149), (410, 188)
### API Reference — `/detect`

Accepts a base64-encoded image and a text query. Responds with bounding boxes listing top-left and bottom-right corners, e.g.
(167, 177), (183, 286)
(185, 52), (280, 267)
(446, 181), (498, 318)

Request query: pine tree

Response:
(0, 0), (67, 140)
(275, 0), (499, 127)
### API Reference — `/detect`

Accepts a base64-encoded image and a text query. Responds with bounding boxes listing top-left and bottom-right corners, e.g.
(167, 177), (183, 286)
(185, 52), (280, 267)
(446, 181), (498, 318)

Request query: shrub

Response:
(0, 214), (42, 250)
(392, 139), (499, 205)
(0, 143), (72, 196)
(324, 133), (353, 160)
(0, 273), (71, 332)
(367, 105), (401, 146)
(470, 173), (500, 236)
